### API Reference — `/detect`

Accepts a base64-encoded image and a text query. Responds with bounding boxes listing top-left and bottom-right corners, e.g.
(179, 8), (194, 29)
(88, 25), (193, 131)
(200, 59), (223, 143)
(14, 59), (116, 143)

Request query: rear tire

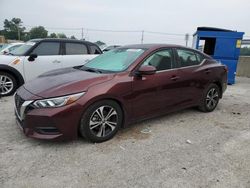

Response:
(79, 100), (123, 143)
(0, 72), (17, 96)
(199, 83), (220, 112)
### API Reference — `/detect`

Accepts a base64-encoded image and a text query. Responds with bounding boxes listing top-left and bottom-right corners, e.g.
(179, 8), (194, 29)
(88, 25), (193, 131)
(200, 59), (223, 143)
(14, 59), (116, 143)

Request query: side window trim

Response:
(59, 42), (63, 55)
(61, 42), (66, 55)
(88, 45), (102, 54)
(172, 48), (179, 69)
(26, 42), (40, 56)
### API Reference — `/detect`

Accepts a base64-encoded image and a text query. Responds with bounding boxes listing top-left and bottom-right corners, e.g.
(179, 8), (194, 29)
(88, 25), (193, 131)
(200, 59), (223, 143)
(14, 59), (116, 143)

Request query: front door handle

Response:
(170, 75), (180, 81)
(205, 69), (211, 74)
(52, 60), (61, 64)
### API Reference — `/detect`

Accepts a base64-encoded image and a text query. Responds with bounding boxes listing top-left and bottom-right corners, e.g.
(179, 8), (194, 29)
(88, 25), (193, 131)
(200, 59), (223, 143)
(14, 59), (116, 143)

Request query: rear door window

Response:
(177, 49), (203, 67)
(65, 43), (88, 55)
(31, 42), (60, 56)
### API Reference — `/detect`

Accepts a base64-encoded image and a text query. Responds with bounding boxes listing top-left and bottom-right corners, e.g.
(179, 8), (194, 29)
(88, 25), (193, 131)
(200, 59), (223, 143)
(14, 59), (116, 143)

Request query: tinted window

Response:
(196, 52), (206, 63)
(177, 49), (201, 67)
(65, 43), (87, 55)
(142, 49), (173, 71)
(32, 42), (60, 56)
(90, 45), (101, 54)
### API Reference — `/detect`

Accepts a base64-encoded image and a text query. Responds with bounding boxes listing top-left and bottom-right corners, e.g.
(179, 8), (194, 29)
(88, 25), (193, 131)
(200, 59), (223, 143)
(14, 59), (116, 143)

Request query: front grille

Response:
(15, 94), (25, 117)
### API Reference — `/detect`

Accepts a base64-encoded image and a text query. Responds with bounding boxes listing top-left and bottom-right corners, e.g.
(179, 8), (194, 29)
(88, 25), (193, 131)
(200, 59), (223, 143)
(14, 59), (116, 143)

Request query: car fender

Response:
(0, 64), (25, 86)
(78, 92), (130, 128)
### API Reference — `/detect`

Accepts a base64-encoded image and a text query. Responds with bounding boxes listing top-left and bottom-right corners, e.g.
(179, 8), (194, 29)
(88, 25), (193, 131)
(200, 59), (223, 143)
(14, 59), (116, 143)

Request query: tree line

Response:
(0, 18), (77, 41)
(240, 47), (250, 56)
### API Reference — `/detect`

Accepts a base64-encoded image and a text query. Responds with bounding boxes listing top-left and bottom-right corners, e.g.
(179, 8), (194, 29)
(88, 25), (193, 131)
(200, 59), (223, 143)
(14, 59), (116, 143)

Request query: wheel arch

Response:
(81, 95), (128, 128)
(0, 65), (25, 87)
(213, 81), (223, 98)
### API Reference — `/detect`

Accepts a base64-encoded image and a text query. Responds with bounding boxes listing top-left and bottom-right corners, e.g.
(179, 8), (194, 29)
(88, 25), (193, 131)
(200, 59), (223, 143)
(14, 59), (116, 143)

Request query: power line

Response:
(23, 25), (143, 33)
(145, 30), (185, 37)
(1, 24), (249, 38)
(0, 24), (187, 36)
(84, 28), (141, 33)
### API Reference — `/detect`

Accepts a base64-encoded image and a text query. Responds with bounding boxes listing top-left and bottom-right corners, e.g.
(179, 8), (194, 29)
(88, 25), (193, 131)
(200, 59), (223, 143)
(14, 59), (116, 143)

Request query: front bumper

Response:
(14, 89), (84, 141)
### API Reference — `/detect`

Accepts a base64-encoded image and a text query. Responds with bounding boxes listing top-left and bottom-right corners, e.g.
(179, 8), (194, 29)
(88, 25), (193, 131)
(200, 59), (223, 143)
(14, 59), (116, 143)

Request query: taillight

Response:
(224, 66), (228, 72)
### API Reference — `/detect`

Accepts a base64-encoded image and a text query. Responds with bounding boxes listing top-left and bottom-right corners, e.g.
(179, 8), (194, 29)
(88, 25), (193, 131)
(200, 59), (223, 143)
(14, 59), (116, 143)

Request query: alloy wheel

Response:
(89, 105), (118, 137)
(0, 75), (14, 95)
(206, 88), (219, 110)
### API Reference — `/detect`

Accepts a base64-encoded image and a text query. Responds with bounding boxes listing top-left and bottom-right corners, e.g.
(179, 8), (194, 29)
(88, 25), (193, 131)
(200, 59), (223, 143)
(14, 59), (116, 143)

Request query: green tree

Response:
(240, 47), (250, 56)
(2, 18), (26, 40)
(57, 33), (67, 38)
(22, 32), (31, 41)
(70, 35), (76, 39)
(29, 26), (48, 39)
(49, 33), (57, 38)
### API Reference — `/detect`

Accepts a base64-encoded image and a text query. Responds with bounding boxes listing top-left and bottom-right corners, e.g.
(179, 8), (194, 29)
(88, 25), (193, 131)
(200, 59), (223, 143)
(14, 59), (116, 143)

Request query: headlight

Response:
(33, 92), (85, 108)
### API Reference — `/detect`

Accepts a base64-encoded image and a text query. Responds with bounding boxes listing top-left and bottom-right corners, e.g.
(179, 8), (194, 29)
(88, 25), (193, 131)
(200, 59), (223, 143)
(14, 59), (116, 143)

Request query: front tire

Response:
(79, 100), (123, 143)
(199, 84), (220, 112)
(0, 72), (17, 96)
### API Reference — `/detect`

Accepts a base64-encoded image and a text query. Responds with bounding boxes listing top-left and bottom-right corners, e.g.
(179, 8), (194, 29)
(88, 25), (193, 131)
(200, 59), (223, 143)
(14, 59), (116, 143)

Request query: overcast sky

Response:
(0, 0), (249, 45)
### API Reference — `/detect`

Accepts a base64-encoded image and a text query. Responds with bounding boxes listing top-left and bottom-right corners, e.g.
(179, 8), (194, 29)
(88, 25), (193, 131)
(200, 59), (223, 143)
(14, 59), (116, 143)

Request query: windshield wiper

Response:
(6, 52), (14, 56)
(80, 66), (103, 73)
(86, 68), (102, 73)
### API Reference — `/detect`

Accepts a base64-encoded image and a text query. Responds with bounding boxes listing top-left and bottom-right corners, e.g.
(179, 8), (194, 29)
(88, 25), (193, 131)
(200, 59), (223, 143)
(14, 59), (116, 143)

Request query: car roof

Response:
(9, 42), (24, 45)
(121, 44), (184, 49)
(120, 44), (212, 59)
(28, 38), (99, 46)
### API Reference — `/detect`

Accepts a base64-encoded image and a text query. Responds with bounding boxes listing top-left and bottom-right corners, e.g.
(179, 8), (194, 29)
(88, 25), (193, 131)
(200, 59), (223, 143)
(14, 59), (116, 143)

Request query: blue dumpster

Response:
(193, 27), (244, 84)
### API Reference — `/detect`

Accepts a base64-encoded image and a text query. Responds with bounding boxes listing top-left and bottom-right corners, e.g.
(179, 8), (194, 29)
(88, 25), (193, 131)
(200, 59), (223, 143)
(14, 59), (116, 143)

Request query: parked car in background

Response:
(14, 44), (227, 142)
(0, 38), (102, 96)
(0, 42), (24, 55)
(0, 43), (8, 51)
(102, 45), (121, 52)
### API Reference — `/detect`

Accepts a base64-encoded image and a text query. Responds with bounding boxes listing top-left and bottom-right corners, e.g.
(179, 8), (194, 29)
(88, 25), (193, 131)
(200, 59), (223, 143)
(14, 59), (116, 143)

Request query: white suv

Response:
(0, 38), (102, 96)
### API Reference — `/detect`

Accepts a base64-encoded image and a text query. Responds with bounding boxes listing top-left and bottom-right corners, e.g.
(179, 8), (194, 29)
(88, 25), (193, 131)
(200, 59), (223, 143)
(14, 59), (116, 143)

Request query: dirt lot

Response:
(0, 77), (250, 188)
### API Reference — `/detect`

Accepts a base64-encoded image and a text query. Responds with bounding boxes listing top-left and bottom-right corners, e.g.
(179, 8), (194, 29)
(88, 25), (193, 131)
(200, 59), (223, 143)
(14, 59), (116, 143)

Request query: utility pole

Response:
(141, 30), (144, 44)
(185, 33), (189, 47)
(17, 24), (20, 41)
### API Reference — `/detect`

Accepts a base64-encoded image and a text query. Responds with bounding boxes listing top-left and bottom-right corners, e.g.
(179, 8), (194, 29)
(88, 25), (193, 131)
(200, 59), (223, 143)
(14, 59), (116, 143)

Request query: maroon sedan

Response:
(14, 44), (227, 142)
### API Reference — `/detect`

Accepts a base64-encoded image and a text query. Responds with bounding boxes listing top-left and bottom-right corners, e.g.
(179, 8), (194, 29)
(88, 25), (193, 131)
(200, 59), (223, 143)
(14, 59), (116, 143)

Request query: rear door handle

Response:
(205, 69), (211, 74)
(170, 76), (180, 81)
(52, 60), (61, 64)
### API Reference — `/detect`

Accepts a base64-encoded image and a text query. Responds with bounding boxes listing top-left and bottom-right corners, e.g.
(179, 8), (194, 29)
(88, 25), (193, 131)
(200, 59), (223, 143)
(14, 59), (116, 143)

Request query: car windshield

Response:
(10, 42), (36, 56)
(83, 48), (145, 72)
(0, 44), (9, 51)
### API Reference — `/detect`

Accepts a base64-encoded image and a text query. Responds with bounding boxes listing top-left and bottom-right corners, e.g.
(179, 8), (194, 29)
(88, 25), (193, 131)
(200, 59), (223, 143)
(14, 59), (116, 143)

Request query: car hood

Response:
(23, 67), (115, 98)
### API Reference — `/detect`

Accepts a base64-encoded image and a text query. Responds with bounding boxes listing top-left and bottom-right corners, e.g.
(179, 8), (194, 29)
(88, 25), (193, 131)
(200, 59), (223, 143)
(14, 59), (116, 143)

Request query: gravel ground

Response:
(0, 77), (250, 188)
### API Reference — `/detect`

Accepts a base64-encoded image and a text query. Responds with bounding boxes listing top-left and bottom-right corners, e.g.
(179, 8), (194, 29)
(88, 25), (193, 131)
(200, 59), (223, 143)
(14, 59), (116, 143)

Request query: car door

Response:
(23, 41), (62, 81)
(175, 48), (207, 106)
(131, 48), (183, 119)
(61, 42), (100, 68)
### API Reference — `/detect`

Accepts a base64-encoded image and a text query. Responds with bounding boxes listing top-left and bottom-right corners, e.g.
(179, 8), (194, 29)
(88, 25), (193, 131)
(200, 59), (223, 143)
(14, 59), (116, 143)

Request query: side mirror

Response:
(3, 50), (8, 55)
(137, 65), (156, 75)
(28, 54), (38, 62)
